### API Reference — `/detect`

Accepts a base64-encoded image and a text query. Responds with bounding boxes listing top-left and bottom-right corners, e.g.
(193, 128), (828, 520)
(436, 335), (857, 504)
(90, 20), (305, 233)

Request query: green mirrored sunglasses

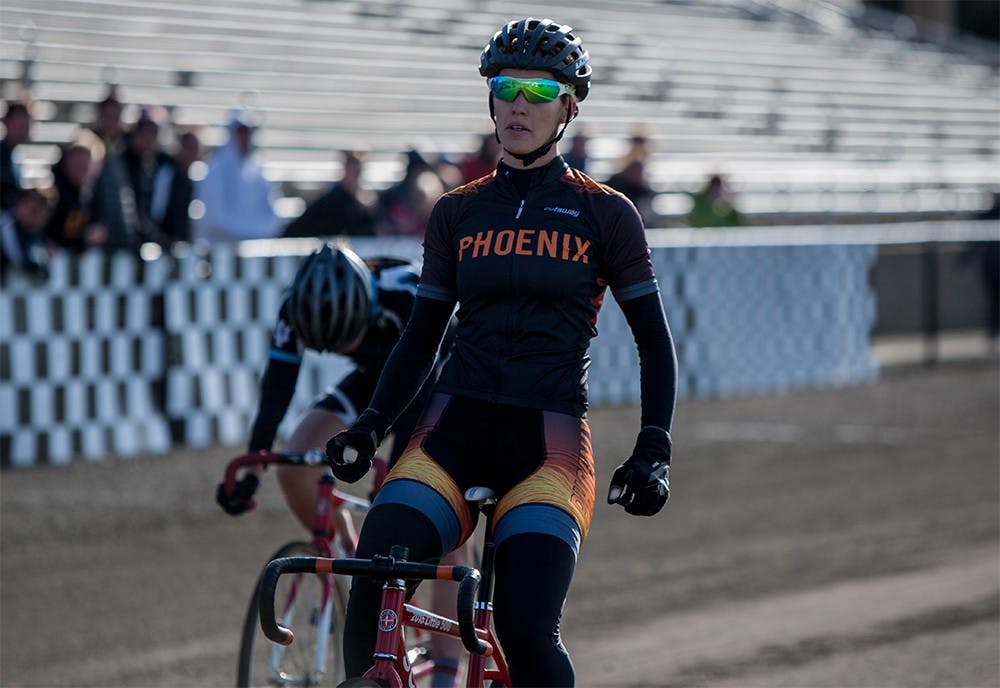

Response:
(488, 76), (576, 104)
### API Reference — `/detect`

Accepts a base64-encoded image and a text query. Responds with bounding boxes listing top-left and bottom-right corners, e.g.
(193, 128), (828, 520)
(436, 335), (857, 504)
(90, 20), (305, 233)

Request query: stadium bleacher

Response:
(1, 0), (997, 226)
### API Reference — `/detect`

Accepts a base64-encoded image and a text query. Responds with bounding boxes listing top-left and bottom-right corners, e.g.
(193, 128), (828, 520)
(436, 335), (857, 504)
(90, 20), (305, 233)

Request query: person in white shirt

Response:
(194, 109), (280, 243)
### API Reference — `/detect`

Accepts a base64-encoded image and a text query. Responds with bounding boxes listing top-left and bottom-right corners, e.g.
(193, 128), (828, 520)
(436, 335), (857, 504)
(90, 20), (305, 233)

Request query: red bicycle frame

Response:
(259, 553), (508, 687)
(258, 492), (512, 687)
(361, 547), (508, 687)
(225, 449), (374, 673)
(223, 449), (376, 557)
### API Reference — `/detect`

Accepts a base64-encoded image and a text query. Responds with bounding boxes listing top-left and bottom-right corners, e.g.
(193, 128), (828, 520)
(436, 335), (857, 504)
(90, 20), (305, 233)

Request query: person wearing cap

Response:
(194, 108), (281, 243)
(326, 17), (678, 685)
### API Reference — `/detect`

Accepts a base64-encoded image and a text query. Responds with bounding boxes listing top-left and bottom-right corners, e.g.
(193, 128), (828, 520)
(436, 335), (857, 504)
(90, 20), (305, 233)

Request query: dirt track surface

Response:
(2, 361), (998, 687)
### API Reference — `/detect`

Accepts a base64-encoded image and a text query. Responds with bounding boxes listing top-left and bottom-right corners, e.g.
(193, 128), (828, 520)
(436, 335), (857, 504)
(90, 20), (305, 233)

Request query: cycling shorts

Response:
(376, 393), (595, 556)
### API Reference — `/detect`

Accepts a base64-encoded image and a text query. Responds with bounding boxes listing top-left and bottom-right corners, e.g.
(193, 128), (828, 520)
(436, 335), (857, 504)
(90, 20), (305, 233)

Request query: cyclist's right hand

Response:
(216, 474), (260, 516)
(325, 409), (387, 483)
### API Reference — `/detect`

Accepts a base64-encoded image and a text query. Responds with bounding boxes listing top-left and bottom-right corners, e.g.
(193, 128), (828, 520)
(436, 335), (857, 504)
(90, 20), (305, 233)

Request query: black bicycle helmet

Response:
(480, 17), (591, 101)
(285, 244), (372, 353)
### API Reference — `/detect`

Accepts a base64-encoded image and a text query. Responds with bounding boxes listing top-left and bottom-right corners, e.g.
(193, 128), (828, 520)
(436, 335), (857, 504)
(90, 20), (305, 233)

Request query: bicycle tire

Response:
(237, 541), (349, 687)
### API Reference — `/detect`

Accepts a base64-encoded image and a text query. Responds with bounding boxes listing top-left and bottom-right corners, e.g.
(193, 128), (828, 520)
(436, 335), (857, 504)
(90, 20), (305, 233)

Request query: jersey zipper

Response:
(501, 195), (528, 399)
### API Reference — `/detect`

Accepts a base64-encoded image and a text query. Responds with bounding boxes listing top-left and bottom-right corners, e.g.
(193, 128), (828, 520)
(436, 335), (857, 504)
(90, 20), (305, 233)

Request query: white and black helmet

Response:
(286, 244), (372, 353)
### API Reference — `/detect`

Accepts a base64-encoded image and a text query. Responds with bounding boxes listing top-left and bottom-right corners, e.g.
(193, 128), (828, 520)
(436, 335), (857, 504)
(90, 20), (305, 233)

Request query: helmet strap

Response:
(490, 97), (576, 168)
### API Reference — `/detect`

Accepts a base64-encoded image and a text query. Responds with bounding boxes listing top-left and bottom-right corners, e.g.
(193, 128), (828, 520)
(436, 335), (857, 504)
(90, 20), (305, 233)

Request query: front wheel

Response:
(237, 541), (349, 687)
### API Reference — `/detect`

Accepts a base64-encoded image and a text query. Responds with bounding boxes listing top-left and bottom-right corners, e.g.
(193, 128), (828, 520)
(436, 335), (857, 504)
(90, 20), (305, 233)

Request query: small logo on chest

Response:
(458, 229), (590, 264)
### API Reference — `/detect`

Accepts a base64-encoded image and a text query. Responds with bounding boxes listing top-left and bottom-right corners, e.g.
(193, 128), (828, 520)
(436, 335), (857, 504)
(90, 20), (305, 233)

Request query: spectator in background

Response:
(458, 132), (500, 184)
(150, 130), (202, 244)
(604, 126), (658, 225)
(562, 130), (589, 174)
(686, 173), (746, 228)
(376, 148), (443, 238)
(194, 108), (281, 243)
(283, 150), (376, 237)
(123, 107), (170, 243)
(622, 127), (651, 164)
(977, 190), (1000, 221)
(1, 186), (54, 279)
(977, 238), (999, 353)
(1, 101), (32, 211)
(46, 132), (108, 252)
(962, 191), (1000, 354)
(606, 158), (658, 227)
(88, 88), (141, 249)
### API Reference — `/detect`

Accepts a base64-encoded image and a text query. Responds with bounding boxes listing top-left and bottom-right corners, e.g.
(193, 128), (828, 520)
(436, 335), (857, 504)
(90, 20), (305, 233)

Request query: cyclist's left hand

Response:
(608, 426), (671, 516)
(216, 474), (260, 516)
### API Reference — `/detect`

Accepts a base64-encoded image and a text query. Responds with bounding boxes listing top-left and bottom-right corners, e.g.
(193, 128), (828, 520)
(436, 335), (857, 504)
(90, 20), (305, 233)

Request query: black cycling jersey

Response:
(348, 160), (676, 687)
(417, 157), (659, 417)
(249, 257), (435, 452)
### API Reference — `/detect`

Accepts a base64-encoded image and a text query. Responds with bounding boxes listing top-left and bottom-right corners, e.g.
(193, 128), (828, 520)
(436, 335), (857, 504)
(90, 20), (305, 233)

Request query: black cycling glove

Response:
(216, 474), (260, 516)
(608, 426), (671, 516)
(326, 409), (389, 483)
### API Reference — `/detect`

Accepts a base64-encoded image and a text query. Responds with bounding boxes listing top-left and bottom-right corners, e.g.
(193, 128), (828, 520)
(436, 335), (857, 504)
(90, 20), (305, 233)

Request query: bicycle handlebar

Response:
(258, 555), (491, 656)
(223, 451), (374, 511)
(223, 450), (325, 493)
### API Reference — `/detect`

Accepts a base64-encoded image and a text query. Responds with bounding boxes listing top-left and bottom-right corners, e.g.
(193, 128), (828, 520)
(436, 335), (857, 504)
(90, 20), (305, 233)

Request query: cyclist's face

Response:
(492, 69), (574, 165)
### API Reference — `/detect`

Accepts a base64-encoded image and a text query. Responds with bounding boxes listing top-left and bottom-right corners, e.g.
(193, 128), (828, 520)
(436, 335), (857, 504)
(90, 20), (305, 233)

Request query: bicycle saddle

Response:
(464, 486), (496, 510)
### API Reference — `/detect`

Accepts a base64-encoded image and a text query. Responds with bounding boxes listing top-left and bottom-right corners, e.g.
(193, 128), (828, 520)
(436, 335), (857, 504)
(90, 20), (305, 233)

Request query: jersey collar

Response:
(496, 156), (569, 193)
